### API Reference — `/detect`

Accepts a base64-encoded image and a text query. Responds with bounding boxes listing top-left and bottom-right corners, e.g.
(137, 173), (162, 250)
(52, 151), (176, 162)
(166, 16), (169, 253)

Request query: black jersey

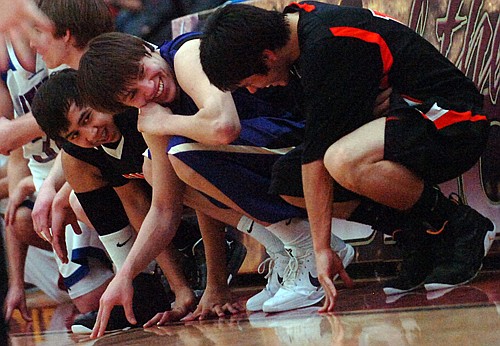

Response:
(63, 108), (146, 186)
(285, 1), (484, 164)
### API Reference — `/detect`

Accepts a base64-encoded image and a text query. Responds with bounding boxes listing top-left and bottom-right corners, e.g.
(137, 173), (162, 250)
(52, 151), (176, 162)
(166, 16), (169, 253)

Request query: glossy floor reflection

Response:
(8, 268), (500, 345)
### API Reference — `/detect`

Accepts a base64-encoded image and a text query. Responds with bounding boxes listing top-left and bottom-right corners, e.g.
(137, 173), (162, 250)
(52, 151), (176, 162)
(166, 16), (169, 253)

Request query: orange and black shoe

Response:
(424, 203), (495, 291)
(383, 227), (439, 295)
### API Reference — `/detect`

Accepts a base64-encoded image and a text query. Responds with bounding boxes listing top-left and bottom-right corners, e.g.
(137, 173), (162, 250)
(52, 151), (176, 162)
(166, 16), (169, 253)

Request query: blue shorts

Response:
(168, 116), (307, 224)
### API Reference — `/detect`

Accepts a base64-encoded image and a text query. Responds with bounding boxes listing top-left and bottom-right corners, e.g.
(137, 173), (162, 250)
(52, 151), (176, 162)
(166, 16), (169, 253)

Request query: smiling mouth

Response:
(154, 79), (164, 99)
(97, 128), (108, 145)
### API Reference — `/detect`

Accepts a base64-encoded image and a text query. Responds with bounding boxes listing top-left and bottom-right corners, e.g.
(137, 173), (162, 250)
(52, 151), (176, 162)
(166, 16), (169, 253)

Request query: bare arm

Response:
(0, 0), (53, 71)
(115, 178), (196, 323)
(0, 113), (45, 155)
(302, 160), (351, 312)
(0, 78), (13, 120)
(4, 226), (30, 322)
(91, 133), (186, 338)
(3, 148), (32, 322)
(122, 132), (186, 286)
(138, 39), (241, 145)
(32, 151), (66, 241)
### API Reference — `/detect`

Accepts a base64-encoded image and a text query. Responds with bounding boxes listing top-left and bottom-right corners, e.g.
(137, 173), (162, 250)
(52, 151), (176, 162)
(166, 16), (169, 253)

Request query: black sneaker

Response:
(132, 272), (172, 321)
(424, 203), (495, 291)
(182, 234), (247, 297)
(224, 232), (248, 284)
(190, 237), (208, 298)
(72, 272), (171, 334)
(383, 229), (437, 295)
(71, 308), (131, 334)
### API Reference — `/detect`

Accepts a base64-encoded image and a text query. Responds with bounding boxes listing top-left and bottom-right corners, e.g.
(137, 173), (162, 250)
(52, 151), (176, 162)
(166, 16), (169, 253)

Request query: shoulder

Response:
(159, 32), (202, 60)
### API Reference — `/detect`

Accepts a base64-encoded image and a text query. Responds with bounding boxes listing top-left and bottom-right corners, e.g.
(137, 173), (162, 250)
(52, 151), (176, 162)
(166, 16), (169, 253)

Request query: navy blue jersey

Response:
(160, 32), (305, 125)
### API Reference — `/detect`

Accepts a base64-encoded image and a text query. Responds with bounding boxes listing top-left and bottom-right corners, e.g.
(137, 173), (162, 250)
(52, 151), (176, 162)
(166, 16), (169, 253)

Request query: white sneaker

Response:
(262, 241), (355, 313)
(246, 250), (289, 312)
(262, 245), (321, 313)
(334, 242), (355, 280)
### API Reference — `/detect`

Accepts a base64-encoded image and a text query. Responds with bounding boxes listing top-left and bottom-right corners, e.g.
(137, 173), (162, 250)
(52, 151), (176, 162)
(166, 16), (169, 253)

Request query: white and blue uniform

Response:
(3, 43), (112, 299)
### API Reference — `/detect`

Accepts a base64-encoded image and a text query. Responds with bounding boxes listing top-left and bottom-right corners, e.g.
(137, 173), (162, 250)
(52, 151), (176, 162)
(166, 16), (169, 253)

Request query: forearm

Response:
(118, 205), (183, 281)
(10, 113), (45, 147)
(123, 133), (186, 281)
(44, 151), (66, 191)
(5, 230), (28, 288)
(302, 160), (334, 252)
(0, 175), (8, 200)
(147, 109), (240, 145)
(114, 179), (190, 291)
(55, 182), (72, 202)
(183, 105), (241, 145)
(7, 148), (30, 193)
(16, 175), (35, 198)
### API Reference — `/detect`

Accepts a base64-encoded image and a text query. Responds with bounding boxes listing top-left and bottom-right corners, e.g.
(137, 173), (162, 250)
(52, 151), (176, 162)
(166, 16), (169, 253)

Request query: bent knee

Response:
(324, 144), (354, 181)
(9, 206), (33, 237)
(323, 143), (370, 191)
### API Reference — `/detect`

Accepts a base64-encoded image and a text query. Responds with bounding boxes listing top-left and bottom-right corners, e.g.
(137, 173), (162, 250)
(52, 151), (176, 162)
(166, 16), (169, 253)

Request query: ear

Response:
(262, 49), (278, 65)
(63, 29), (72, 43)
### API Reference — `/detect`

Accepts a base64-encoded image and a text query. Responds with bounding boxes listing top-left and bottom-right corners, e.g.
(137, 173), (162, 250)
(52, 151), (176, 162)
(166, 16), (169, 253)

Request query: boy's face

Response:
(30, 26), (68, 69)
(237, 73), (288, 94)
(118, 50), (178, 109)
(236, 55), (291, 94)
(62, 102), (121, 148)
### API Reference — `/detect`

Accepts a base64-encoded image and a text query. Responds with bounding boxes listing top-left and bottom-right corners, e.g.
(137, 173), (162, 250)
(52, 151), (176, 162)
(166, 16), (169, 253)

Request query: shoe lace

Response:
(191, 238), (204, 256)
(257, 257), (275, 279)
(282, 250), (312, 284)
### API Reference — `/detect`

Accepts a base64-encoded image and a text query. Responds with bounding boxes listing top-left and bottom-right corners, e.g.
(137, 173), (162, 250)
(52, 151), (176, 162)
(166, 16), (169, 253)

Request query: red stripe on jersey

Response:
(330, 27), (393, 89)
(423, 109), (487, 130)
(289, 2), (316, 12)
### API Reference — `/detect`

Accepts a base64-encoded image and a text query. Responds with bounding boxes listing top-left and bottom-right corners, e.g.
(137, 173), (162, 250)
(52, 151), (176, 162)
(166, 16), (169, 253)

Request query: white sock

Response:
(330, 233), (347, 252)
(98, 225), (136, 271)
(237, 215), (285, 254)
(265, 218), (312, 249)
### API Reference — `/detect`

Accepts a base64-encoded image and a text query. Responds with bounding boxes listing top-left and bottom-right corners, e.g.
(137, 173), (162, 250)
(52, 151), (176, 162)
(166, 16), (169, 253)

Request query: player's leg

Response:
(169, 135), (353, 312)
(325, 107), (493, 291)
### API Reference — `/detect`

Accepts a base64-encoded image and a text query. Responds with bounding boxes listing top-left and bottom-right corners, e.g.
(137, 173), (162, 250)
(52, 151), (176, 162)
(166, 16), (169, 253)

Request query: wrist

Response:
(312, 236), (332, 253)
(115, 265), (135, 282)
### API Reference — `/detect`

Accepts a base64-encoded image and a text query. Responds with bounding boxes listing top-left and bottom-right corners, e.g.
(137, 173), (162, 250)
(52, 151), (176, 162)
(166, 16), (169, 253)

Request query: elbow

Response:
(212, 120), (241, 145)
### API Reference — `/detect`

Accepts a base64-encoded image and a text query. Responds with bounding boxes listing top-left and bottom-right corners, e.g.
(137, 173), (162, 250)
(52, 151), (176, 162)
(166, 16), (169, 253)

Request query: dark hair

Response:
(38, 0), (114, 49)
(32, 68), (83, 140)
(78, 32), (155, 114)
(200, 4), (290, 91)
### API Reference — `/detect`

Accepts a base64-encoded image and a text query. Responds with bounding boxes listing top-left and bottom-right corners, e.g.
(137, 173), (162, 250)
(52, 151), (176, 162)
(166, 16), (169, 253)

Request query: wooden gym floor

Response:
(7, 258), (500, 345)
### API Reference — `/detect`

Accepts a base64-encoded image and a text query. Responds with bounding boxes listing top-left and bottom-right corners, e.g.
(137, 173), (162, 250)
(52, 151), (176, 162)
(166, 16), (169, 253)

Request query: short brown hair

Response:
(39, 0), (114, 49)
(78, 32), (155, 114)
